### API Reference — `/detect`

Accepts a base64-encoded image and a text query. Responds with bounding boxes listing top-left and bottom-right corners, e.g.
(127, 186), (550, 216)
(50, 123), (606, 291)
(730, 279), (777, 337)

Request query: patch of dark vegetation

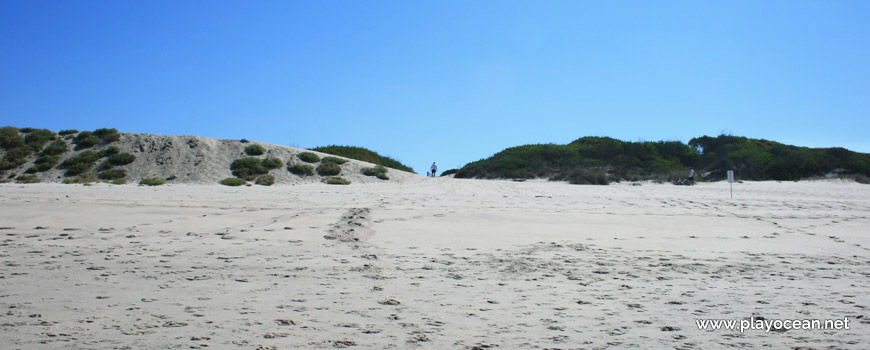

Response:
(261, 157), (282, 169)
(362, 165), (389, 180)
(32, 154), (61, 172)
(312, 145), (414, 172)
(15, 174), (41, 183)
(551, 168), (610, 185)
(42, 139), (68, 156)
(316, 162), (342, 176)
(455, 135), (870, 182)
(23, 129), (56, 152)
(98, 169), (127, 180)
(0, 127), (35, 171)
(59, 129), (78, 136)
(324, 177), (351, 185)
(101, 146), (120, 157)
(73, 131), (100, 148)
(240, 139), (250, 143)
(93, 128), (120, 143)
(19, 127), (35, 133)
(139, 178), (166, 186)
(63, 176), (98, 184)
(59, 150), (103, 176)
(288, 163), (315, 176)
(108, 152), (136, 166)
(321, 156), (348, 165)
(440, 169), (458, 177)
(230, 157), (270, 181)
(220, 177), (246, 186)
(856, 174), (870, 184)
(244, 144), (266, 156)
(298, 152), (320, 163)
(255, 174), (275, 186)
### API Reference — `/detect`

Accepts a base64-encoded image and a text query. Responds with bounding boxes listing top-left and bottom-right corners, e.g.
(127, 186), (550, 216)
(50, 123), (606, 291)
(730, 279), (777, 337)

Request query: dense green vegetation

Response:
(0, 127), (59, 171)
(219, 177), (246, 186)
(15, 174), (41, 183)
(456, 135), (870, 183)
(59, 129), (78, 136)
(298, 152), (320, 163)
(59, 150), (103, 176)
(98, 169), (127, 180)
(230, 157), (270, 180)
(316, 162), (342, 176)
(321, 156), (348, 165)
(311, 145), (414, 172)
(287, 163), (315, 176)
(108, 152), (135, 166)
(362, 165), (389, 180)
(261, 157), (282, 169)
(245, 144), (266, 156)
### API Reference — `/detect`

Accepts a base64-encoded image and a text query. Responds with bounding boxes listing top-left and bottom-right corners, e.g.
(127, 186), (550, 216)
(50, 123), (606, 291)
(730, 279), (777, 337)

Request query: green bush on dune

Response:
(98, 169), (127, 180)
(261, 157), (282, 169)
(59, 150), (102, 176)
(15, 174), (41, 184)
(298, 152), (320, 163)
(362, 165), (389, 180)
(220, 177), (246, 186)
(321, 156), (348, 165)
(316, 162), (341, 176)
(139, 178), (166, 186)
(245, 144), (266, 156)
(59, 129), (78, 136)
(255, 174), (275, 186)
(324, 176), (351, 185)
(108, 152), (136, 166)
(231, 157), (270, 181)
(288, 163), (315, 176)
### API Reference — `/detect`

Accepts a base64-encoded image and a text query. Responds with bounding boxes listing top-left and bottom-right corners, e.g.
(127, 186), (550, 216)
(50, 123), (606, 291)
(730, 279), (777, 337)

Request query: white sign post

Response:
(727, 170), (734, 199)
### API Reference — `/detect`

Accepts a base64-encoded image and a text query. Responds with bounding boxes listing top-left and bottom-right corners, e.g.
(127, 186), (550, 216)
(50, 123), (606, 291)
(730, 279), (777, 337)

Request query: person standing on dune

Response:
(430, 162), (438, 177)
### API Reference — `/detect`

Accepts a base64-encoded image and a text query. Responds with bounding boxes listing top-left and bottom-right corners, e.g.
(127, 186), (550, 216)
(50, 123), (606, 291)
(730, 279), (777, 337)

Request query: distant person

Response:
(688, 168), (695, 185)
(430, 162), (438, 177)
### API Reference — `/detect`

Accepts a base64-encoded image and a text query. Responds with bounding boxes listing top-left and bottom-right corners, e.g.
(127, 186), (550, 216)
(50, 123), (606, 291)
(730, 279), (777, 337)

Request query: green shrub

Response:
(321, 156), (348, 165)
(26, 166), (38, 174)
(93, 128), (120, 143)
(245, 144), (266, 156)
(108, 152), (136, 165)
(0, 179), (10, 184)
(298, 152), (320, 163)
(24, 129), (56, 152)
(255, 174), (275, 186)
(74, 132), (100, 148)
(33, 154), (60, 171)
(139, 178), (166, 186)
(0, 147), (30, 170)
(63, 176), (98, 184)
(110, 178), (127, 185)
(261, 157), (282, 169)
(219, 177), (246, 186)
(440, 169), (458, 177)
(856, 174), (870, 184)
(552, 168), (610, 185)
(316, 162), (342, 176)
(42, 139), (68, 156)
(59, 129), (78, 136)
(288, 164), (315, 176)
(240, 139), (250, 143)
(19, 127), (35, 133)
(311, 145), (415, 172)
(324, 177), (351, 185)
(230, 157), (269, 180)
(98, 169), (127, 180)
(59, 150), (101, 176)
(0, 127), (24, 149)
(15, 174), (41, 184)
(102, 146), (120, 156)
(362, 165), (389, 180)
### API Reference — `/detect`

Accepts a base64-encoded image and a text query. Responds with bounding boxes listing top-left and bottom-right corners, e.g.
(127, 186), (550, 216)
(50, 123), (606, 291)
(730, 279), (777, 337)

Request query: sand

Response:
(0, 179), (868, 349)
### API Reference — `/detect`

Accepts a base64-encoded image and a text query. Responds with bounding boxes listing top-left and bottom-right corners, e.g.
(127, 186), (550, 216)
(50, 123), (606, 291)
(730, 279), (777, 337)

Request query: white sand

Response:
(0, 179), (868, 349)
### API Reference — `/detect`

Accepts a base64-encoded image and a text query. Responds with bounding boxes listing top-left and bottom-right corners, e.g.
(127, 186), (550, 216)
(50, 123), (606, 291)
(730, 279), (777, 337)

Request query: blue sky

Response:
(2, 1), (868, 173)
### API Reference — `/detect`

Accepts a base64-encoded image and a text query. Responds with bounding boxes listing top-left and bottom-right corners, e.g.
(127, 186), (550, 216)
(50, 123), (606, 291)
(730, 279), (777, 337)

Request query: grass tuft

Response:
(219, 177), (246, 186)
(324, 177), (351, 185)
(321, 156), (348, 165)
(63, 176), (98, 184)
(108, 152), (136, 166)
(362, 165), (389, 180)
(261, 157), (282, 169)
(98, 169), (127, 180)
(255, 174), (275, 186)
(139, 178), (166, 186)
(15, 174), (41, 183)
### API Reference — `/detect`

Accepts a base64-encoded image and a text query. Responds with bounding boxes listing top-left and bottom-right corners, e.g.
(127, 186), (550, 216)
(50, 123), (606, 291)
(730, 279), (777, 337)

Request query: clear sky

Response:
(2, 1), (868, 173)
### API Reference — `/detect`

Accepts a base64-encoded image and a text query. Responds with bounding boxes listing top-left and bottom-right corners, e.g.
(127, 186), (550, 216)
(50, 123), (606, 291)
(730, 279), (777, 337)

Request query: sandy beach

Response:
(1, 179), (868, 349)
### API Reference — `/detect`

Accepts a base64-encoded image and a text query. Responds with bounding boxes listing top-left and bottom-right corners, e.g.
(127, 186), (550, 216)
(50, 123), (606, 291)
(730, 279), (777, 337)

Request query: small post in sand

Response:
(727, 170), (735, 199)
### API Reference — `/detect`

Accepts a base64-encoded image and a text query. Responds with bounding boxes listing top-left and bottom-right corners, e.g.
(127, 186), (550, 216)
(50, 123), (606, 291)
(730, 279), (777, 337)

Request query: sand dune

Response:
(0, 179), (868, 349)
